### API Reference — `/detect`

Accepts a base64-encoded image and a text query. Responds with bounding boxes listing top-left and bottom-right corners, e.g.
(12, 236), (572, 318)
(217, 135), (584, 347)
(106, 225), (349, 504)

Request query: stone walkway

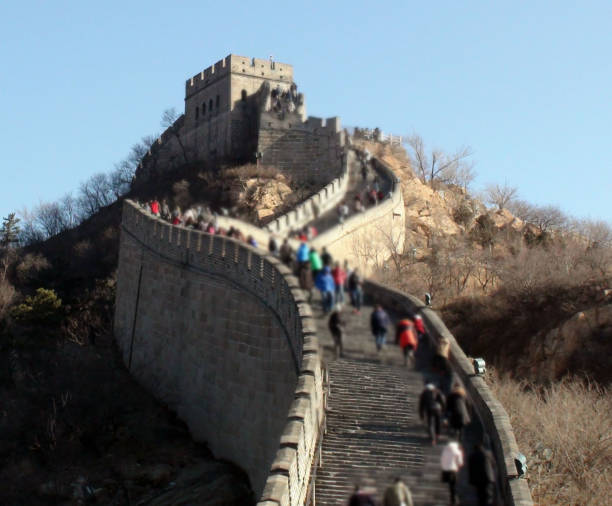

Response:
(311, 299), (479, 506)
(308, 149), (392, 237)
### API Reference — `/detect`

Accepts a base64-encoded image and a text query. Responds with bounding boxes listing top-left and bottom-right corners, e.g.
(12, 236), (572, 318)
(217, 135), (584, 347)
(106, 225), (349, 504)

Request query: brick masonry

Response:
(114, 200), (325, 498)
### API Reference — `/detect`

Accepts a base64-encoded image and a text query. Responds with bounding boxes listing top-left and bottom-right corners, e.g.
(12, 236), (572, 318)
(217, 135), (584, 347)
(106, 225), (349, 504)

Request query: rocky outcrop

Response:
(520, 304), (612, 382)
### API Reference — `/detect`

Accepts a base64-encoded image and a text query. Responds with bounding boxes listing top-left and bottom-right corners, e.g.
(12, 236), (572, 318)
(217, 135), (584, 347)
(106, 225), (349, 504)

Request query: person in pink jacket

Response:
(331, 261), (347, 308)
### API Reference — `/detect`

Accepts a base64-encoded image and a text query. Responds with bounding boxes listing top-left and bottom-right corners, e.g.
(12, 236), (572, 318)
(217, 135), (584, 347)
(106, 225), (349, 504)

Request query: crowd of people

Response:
(336, 175), (392, 225)
(141, 196), (496, 506)
(348, 436), (496, 506)
(143, 198), (261, 248)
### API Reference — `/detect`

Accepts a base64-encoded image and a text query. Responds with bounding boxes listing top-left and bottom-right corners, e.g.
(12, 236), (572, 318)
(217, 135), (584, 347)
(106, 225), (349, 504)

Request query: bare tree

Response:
(59, 193), (80, 229)
(34, 201), (65, 238)
(161, 107), (187, 163)
(506, 199), (534, 222)
(17, 207), (44, 245)
(484, 182), (518, 210)
(530, 205), (567, 233)
(405, 134), (474, 187)
(578, 219), (612, 248)
(78, 173), (114, 218)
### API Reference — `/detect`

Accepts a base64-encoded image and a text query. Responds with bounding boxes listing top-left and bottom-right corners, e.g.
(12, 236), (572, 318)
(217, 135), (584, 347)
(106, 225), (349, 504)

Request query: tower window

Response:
(209, 99), (213, 112)
(195, 106), (199, 120)
(216, 95), (220, 108)
(202, 102), (206, 115)
(241, 89), (247, 101)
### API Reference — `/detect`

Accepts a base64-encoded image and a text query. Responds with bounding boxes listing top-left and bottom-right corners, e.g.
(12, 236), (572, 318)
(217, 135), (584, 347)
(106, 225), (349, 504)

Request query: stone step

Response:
(312, 302), (478, 506)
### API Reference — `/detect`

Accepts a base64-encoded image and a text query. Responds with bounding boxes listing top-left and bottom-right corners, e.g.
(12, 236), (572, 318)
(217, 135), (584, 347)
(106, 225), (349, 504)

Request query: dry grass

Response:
(488, 373), (612, 505)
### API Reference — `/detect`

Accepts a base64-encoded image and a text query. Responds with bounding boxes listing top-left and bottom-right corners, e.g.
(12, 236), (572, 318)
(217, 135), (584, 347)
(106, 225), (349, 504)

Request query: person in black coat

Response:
(469, 443), (497, 506)
(446, 384), (471, 440)
(419, 383), (446, 445)
(348, 484), (376, 506)
(328, 309), (345, 359)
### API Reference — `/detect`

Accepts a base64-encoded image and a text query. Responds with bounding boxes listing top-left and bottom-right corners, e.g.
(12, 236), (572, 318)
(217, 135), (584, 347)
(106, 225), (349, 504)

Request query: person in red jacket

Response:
(396, 318), (418, 366)
(149, 198), (160, 216)
(331, 261), (347, 308)
(414, 314), (426, 341)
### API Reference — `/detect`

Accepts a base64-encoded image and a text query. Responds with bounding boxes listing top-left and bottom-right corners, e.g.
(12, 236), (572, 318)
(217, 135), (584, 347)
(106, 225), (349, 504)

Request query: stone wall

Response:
(258, 114), (345, 186)
(310, 157), (405, 275)
(362, 282), (534, 506)
(114, 200), (325, 499)
(265, 154), (350, 236)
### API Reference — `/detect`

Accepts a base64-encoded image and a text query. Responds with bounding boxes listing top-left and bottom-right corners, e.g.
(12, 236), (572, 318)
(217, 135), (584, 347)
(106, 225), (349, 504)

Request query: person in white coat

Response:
(440, 439), (464, 505)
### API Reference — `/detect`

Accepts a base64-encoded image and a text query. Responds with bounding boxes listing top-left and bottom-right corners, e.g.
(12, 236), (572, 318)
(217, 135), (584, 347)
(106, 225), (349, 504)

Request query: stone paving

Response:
(311, 298), (480, 506)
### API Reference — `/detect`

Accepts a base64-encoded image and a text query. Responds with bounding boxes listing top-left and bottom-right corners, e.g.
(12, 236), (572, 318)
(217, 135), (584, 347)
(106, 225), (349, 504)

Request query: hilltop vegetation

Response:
(355, 137), (612, 504)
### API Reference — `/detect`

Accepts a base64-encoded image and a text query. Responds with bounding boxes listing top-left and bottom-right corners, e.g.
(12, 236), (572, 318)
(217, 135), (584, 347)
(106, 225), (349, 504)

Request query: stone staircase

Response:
(312, 302), (478, 505)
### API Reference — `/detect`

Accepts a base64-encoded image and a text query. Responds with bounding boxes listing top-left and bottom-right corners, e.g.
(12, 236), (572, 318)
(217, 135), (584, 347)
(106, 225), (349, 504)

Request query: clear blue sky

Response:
(2, 1), (611, 223)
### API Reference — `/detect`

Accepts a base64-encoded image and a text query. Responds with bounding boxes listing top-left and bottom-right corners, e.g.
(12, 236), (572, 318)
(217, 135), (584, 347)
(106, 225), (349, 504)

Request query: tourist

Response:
(446, 384), (471, 440)
(149, 198), (160, 216)
(419, 383), (445, 446)
(247, 235), (257, 248)
(414, 314), (426, 341)
(348, 268), (363, 313)
(315, 266), (335, 314)
(160, 198), (170, 220)
(469, 443), (496, 506)
(395, 317), (418, 367)
(280, 238), (293, 266)
(368, 188), (378, 206)
(309, 247), (323, 279)
(331, 261), (347, 308)
(440, 439), (464, 506)
(348, 484), (376, 506)
(338, 202), (349, 223)
(432, 338), (454, 396)
(196, 215), (206, 231)
(268, 236), (279, 257)
(328, 307), (345, 359)
(370, 304), (390, 352)
(297, 241), (310, 267)
(321, 246), (333, 267)
(183, 207), (196, 226)
(383, 476), (413, 506)
(373, 176), (380, 193)
(298, 262), (314, 303)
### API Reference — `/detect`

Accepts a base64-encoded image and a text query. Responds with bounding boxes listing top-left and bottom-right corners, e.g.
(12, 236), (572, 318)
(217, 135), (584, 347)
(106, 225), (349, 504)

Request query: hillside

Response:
(0, 162), (304, 505)
(354, 139), (612, 386)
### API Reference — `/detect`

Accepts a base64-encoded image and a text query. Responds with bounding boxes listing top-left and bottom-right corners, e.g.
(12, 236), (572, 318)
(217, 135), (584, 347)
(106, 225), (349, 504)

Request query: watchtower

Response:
(182, 54), (295, 161)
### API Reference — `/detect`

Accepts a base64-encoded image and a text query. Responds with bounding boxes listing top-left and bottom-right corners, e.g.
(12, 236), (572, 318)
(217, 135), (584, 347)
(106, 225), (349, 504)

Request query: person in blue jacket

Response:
(296, 241), (310, 267)
(315, 266), (336, 313)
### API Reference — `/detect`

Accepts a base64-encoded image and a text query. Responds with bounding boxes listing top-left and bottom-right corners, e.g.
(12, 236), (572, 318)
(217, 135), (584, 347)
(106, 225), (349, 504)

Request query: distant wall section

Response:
(310, 156), (405, 275)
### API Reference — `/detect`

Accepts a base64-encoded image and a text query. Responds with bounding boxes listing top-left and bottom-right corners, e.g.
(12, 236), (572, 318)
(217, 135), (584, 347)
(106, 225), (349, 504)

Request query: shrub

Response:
(11, 288), (62, 325)
(453, 202), (474, 227)
(488, 373), (612, 505)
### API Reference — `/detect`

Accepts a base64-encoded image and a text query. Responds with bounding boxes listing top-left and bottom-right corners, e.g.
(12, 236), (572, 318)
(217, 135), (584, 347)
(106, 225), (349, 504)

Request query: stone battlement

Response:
(186, 54), (293, 99)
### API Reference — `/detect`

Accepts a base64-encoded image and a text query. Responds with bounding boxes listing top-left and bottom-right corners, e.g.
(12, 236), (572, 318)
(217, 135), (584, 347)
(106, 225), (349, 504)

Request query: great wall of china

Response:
(114, 54), (533, 505)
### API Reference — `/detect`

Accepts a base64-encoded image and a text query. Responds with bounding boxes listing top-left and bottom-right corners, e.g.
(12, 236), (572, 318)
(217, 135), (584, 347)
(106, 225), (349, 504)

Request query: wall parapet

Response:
(265, 151), (350, 236)
(362, 281), (534, 506)
(309, 153), (404, 274)
(115, 200), (326, 501)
